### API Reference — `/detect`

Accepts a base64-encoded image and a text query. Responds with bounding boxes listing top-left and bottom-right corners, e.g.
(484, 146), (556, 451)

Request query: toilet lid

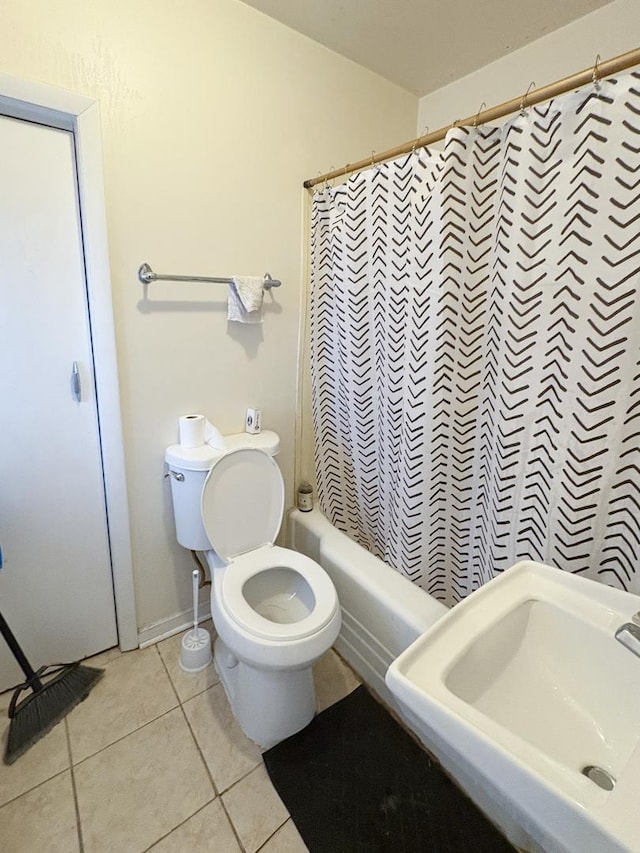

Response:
(201, 448), (284, 561)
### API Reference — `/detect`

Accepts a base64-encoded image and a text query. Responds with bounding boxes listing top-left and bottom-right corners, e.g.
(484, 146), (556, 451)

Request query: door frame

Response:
(0, 73), (137, 650)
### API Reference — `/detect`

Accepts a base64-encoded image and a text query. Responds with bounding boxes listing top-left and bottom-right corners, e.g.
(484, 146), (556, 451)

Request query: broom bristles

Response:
(4, 663), (104, 765)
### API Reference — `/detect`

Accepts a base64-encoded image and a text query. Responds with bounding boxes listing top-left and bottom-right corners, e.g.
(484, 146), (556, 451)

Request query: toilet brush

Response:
(179, 569), (212, 673)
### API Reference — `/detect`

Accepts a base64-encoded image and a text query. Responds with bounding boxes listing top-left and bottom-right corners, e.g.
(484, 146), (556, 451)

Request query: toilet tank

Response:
(165, 430), (280, 551)
(165, 445), (220, 550)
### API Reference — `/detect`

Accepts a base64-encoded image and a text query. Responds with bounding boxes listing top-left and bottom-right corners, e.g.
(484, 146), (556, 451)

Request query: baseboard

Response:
(138, 602), (212, 648)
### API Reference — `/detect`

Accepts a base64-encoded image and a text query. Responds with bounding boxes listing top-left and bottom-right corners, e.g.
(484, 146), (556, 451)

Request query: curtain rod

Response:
(304, 46), (640, 190)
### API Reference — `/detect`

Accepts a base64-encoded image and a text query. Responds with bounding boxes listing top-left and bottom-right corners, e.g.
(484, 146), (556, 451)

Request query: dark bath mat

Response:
(263, 685), (515, 853)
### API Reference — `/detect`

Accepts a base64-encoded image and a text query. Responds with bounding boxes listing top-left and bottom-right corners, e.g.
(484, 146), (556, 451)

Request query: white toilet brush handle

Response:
(192, 569), (199, 634)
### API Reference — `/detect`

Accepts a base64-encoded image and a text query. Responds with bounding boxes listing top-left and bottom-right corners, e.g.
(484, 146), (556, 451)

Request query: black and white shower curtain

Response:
(309, 70), (640, 606)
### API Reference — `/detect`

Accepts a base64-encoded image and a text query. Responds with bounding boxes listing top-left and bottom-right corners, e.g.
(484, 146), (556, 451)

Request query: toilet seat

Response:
(202, 448), (338, 644)
(220, 546), (339, 642)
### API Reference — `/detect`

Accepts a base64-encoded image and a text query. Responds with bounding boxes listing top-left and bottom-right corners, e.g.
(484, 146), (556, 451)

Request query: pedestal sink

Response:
(386, 561), (640, 853)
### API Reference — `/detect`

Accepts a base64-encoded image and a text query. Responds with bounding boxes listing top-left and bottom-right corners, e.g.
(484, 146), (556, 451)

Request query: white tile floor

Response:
(0, 625), (361, 853)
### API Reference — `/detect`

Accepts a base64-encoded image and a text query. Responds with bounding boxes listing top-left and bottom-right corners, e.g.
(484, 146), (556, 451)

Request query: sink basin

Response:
(386, 561), (640, 853)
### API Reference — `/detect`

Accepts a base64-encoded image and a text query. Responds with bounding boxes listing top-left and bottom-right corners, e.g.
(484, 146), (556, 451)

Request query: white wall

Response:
(0, 0), (417, 636)
(417, 0), (640, 133)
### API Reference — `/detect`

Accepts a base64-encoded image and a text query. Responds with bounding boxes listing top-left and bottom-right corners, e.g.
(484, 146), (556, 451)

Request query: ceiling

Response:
(238, 0), (612, 96)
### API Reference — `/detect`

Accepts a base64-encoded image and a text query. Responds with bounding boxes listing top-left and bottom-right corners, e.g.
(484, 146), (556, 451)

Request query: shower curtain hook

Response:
(324, 166), (335, 190)
(592, 54), (602, 90)
(473, 102), (487, 128)
(520, 81), (536, 116)
(412, 126), (429, 154)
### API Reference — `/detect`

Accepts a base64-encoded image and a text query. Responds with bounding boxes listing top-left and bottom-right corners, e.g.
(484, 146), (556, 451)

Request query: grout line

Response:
(69, 647), (358, 772)
(217, 793), (249, 852)
(174, 701), (219, 794)
(157, 649), (249, 853)
(155, 650), (221, 704)
(218, 762), (291, 852)
(1, 643), (307, 853)
(155, 644), (216, 795)
(73, 645), (219, 853)
(218, 764), (286, 853)
(0, 765), (70, 811)
(1, 645), (343, 852)
(139, 797), (216, 853)
(65, 718), (85, 853)
(158, 643), (262, 799)
(158, 652), (238, 849)
(255, 816), (294, 852)
(153, 643), (183, 710)
(71, 704), (180, 769)
(219, 758), (264, 796)
(66, 637), (184, 768)
(0, 646), (137, 809)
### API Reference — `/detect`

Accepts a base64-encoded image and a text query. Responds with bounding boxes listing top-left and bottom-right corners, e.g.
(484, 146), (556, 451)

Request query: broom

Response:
(0, 609), (104, 764)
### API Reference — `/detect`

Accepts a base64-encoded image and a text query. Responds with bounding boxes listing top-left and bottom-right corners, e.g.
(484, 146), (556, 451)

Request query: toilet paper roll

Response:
(205, 420), (227, 450)
(179, 414), (206, 448)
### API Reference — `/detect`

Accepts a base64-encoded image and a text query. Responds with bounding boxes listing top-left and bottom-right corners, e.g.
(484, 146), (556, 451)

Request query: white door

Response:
(0, 113), (118, 691)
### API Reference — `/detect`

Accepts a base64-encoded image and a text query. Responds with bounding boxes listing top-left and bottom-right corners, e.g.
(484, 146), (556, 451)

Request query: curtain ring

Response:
(323, 168), (335, 193)
(592, 54), (602, 90)
(520, 81), (536, 116)
(473, 102), (487, 128)
(412, 125), (429, 153)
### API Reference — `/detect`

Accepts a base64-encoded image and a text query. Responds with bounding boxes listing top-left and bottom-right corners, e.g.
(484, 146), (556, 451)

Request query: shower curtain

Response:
(309, 70), (640, 606)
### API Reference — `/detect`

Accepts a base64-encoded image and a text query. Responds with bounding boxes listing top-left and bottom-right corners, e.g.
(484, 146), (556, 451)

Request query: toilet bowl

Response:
(166, 436), (341, 747)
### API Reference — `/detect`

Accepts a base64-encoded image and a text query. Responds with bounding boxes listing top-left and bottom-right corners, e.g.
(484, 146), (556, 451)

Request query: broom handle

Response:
(0, 609), (44, 690)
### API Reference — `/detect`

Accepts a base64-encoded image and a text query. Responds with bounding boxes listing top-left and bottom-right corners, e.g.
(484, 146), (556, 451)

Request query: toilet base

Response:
(214, 637), (317, 749)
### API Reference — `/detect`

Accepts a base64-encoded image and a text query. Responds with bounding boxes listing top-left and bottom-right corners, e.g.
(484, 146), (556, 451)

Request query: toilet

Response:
(165, 433), (341, 748)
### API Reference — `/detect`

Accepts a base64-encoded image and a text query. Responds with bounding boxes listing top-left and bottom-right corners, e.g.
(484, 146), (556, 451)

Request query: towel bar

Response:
(138, 263), (281, 290)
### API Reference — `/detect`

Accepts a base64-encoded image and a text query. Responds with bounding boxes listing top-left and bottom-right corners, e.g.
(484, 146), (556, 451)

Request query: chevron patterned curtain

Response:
(309, 70), (640, 607)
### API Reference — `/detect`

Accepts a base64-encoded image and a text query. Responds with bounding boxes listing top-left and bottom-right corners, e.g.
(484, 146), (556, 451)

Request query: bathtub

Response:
(288, 508), (447, 708)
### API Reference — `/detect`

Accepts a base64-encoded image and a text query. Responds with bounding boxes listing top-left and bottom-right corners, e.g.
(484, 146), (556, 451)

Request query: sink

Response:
(386, 561), (640, 853)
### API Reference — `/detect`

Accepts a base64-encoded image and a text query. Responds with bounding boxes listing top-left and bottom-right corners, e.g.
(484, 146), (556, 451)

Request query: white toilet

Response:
(165, 433), (341, 748)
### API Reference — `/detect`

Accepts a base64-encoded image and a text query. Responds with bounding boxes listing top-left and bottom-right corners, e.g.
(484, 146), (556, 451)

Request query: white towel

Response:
(228, 276), (264, 324)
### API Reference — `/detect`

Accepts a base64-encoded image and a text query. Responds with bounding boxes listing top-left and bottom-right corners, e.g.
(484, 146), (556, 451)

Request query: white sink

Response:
(386, 561), (640, 853)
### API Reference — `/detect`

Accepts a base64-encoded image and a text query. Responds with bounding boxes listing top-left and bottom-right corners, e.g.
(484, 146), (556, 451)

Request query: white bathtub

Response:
(288, 508), (447, 707)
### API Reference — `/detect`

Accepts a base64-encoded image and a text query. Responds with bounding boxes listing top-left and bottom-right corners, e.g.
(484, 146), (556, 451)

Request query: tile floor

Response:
(0, 624), (361, 853)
